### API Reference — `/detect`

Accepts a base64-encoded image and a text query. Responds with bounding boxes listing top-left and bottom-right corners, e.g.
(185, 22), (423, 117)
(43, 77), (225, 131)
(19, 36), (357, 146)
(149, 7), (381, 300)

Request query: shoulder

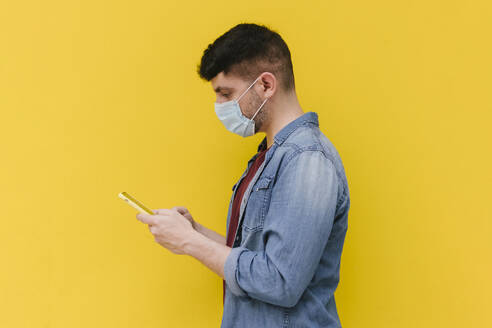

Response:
(273, 124), (350, 201)
(276, 124), (338, 170)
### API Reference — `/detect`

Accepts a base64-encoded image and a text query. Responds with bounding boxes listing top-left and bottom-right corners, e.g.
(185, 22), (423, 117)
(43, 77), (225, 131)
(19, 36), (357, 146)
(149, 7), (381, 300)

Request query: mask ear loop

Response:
(251, 97), (269, 121)
(236, 75), (262, 103)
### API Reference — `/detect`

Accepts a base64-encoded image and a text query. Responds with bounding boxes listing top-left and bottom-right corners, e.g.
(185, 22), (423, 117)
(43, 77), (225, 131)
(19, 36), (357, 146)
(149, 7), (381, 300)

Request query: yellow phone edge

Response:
(118, 192), (154, 215)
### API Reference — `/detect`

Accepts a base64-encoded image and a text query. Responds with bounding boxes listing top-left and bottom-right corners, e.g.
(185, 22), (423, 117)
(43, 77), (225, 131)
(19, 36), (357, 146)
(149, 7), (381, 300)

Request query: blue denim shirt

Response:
(222, 111), (350, 328)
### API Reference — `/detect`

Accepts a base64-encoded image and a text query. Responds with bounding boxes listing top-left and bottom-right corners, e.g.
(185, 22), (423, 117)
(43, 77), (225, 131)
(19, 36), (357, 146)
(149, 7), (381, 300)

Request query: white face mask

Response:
(214, 75), (269, 137)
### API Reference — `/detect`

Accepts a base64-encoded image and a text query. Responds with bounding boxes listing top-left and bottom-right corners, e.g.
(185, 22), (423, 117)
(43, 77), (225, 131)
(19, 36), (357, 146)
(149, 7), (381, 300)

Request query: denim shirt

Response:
(221, 111), (350, 328)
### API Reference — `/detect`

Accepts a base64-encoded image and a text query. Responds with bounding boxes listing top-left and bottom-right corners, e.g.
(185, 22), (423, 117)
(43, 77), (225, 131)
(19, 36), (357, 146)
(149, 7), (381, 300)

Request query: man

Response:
(136, 23), (350, 327)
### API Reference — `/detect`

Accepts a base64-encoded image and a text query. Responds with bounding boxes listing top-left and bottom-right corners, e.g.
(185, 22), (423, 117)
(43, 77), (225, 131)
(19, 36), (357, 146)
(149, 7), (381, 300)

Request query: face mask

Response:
(214, 75), (269, 137)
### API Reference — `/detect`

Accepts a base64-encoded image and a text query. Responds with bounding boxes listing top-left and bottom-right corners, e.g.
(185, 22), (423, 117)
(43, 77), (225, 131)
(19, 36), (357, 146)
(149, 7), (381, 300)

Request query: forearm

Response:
(194, 221), (226, 245)
(184, 230), (232, 279)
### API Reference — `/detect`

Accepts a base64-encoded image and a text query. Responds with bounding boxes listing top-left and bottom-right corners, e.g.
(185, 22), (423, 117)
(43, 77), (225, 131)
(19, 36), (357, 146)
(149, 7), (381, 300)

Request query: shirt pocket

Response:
(242, 176), (273, 232)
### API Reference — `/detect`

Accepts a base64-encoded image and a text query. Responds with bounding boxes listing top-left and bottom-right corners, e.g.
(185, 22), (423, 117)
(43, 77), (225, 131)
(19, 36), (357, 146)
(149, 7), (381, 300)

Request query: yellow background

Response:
(1, 0), (490, 327)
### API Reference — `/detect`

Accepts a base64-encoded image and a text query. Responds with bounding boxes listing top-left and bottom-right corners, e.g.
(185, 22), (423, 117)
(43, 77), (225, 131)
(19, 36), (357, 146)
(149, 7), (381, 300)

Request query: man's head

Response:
(197, 23), (296, 135)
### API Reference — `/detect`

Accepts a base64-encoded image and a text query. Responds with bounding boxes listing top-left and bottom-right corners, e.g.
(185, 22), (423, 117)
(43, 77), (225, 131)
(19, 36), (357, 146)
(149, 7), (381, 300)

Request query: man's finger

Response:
(154, 208), (174, 215)
(148, 224), (158, 235)
(171, 206), (188, 215)
(136, 213), (158, 225)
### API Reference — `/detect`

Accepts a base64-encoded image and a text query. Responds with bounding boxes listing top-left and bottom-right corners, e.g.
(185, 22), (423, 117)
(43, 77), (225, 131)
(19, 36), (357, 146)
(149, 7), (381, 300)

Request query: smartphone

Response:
(118, 192), (154, 215)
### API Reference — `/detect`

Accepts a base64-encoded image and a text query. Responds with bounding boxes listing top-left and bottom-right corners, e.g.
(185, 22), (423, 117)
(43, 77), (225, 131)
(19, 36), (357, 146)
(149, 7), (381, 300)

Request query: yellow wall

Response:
(1, 1), (490, 327)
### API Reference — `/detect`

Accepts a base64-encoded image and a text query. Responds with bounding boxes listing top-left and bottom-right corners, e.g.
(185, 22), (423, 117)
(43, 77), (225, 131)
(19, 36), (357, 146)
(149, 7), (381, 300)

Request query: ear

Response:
(257, 72), (276, 99)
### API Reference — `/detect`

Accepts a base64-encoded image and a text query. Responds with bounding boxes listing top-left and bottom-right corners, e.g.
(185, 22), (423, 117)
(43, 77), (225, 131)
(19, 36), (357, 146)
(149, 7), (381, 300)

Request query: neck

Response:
(264, 91), (304, 149)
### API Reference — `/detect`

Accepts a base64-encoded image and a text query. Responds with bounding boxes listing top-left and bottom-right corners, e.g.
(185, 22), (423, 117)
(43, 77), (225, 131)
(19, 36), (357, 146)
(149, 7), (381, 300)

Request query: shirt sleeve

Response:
(223, 150), (339, 308)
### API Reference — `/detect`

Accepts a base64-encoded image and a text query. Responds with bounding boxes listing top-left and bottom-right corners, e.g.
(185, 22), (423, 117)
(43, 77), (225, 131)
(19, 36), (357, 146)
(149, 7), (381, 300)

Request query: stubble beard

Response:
(250, 90), (269, 134)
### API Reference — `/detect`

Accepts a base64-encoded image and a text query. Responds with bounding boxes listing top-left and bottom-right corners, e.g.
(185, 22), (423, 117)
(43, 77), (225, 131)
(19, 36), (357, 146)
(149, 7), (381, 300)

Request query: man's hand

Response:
(167, 206), (226, 245)
(136, 207), (232, 280)
(136, 208), (198, 255)
(169, 206), (197, 230)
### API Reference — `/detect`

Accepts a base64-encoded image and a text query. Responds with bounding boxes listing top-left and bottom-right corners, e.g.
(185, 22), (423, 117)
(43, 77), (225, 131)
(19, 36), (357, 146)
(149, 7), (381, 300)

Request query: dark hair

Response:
(197, 23), (295, 92)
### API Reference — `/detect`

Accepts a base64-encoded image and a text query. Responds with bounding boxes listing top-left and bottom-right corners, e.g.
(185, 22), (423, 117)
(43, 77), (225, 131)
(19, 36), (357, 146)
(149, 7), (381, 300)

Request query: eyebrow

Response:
(214, 86), (233, 93)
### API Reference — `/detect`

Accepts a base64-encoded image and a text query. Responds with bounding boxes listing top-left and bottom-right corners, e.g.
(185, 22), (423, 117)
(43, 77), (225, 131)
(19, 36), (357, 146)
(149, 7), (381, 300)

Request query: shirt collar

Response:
(257, 111), (319, 152)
